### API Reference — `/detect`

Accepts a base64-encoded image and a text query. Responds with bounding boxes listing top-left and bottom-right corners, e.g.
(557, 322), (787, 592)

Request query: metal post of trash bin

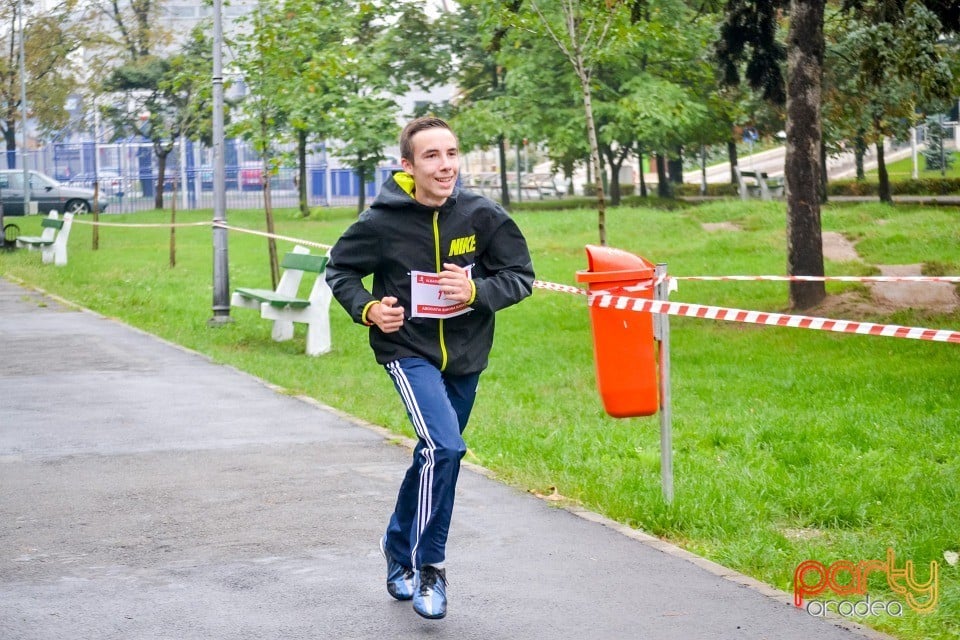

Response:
(654, 263), (673, 503)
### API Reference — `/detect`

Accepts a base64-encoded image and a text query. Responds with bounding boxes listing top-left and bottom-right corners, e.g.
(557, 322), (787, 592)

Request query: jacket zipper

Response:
(433, 210), (448, 371)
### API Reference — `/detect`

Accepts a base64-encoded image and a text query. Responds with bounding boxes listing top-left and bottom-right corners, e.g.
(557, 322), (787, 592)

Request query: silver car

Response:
(0, 170), (108, 216)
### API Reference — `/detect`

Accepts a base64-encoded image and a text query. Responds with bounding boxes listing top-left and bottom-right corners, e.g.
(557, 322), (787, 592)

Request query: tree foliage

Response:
(0, 0), (84, 163)
(102, 27), (216, 209)
(231, 0), (450, 216)
(88, 0), (166, 61)
(716, 0), (787, 105)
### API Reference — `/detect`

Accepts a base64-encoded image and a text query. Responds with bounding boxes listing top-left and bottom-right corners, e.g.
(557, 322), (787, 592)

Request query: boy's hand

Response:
(370, 296), (404, 333)
(438, 263), (472, 303)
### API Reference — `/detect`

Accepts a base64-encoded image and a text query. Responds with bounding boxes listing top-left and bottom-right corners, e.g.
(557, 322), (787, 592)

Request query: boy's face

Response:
(401, 127), (459, 208)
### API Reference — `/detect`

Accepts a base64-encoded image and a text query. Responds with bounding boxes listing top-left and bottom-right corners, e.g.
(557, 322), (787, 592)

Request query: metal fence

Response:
(24, 138), (400, 213)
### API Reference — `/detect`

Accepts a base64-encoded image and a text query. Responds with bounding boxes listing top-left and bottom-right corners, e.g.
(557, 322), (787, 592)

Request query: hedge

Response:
(828, 177), (960, 196)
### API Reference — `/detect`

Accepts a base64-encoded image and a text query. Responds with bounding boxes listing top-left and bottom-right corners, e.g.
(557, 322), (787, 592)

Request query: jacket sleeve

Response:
(472, 215), (535, 313)
(325, 216), (381, 325)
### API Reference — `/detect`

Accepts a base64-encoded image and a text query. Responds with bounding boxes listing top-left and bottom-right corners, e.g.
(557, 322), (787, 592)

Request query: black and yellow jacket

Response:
(326, 172), (535, 375)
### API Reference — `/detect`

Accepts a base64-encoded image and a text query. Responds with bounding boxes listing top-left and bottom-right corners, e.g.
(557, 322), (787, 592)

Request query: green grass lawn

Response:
(869, 151), (960, 179)
(3, 200), (959, 639)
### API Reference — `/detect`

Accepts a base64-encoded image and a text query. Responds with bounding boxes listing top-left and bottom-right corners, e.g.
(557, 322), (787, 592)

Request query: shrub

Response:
(828, 177), (960, 196)
(581, 182), (636, 197)
(675, 182), (739, 197)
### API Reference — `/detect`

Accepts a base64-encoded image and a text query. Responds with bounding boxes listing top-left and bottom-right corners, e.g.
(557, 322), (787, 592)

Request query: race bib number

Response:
(410, 267), (474, 319)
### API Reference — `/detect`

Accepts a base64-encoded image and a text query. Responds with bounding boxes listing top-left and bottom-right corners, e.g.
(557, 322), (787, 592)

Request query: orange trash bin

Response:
(576, 245), (659, 418)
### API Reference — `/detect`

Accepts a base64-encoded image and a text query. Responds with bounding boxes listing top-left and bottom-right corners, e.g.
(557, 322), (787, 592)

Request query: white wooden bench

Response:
(735, 167), (784, 201)
(15, 210), (74, 266)
(230, 244), (332, 356)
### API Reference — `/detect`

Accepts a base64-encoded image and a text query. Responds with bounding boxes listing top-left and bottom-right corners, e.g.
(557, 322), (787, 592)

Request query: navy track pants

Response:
(382, 357), (480, 569)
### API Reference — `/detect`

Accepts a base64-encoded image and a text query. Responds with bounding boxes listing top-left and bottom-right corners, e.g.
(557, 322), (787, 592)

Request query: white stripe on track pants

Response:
(383, 357), (480, 569)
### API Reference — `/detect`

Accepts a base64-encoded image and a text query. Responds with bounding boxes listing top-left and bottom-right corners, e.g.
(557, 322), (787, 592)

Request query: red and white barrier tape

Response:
(674, 275), (960, 283)
(531, 277), (666, 295)
(533, 280), (588, 295)
(592, 292), (960, 344)
(532, 280), (959, 344)
(212, 221), (333, 251)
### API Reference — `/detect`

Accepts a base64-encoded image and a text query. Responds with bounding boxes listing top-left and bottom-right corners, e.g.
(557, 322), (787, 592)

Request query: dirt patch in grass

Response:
(821, 232), (958, 315)
(821, 232), (860, 263)
(701, 221), (741, 233)
(705, 224), (959, 317)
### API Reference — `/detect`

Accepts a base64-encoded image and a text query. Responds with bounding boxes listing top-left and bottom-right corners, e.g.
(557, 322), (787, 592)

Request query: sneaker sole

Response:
(413, 605), (447, 620)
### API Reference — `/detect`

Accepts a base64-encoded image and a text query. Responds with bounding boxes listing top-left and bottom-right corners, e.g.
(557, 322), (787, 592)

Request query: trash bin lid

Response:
(575, 244), (655, 284)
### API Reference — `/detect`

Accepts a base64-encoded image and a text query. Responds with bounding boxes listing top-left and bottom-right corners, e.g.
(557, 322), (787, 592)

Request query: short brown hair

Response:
(399, 117), (456, 162)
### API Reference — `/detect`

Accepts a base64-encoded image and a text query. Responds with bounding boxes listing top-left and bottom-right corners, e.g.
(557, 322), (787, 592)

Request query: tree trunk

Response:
(605, 148), (623, 206)
(854, 131), (866, 180)
(784, 0), (826, 310)
(819, 133), (828, 203)
(876, 137), (892, 204)
(297, 129), (309, 217)
(637, 145), (647, 198)
(638, 147), (648, 197)
(263, 160), (279, 288)
(563, 159), (575, 196)
(497, 135), (510, 209)
(668, 148), (683, 183)
(489, 60), (510, 209)
(5, 124), (16, 168)
(655, 154), (671, 198)
(727, 138), (739, 184)
(356, 157), (367, 215)
(579, 69), (606, 245)
(155, 151), (168, 210)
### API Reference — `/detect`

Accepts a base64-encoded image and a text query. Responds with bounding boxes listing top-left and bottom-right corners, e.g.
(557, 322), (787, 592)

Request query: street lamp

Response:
(19, 0), (30, 215)
(209, 0), (232, 325)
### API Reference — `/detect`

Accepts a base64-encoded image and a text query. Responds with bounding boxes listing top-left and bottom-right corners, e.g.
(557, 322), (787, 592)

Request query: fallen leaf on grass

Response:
(529, 486), (567, 502)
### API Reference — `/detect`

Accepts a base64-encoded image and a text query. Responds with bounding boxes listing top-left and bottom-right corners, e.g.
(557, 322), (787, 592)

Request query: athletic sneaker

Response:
(412, 565), (448, 619)
(379, 536), (415, 601)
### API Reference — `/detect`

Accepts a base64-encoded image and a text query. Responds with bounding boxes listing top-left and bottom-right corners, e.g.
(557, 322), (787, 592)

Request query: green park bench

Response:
(231, 244), (332, 356)
(735, 167), (785, 201)
(15, 210), (74, 266)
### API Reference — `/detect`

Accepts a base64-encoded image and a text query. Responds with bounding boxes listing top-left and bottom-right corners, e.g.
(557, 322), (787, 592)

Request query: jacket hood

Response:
(371, 171), (460, 212)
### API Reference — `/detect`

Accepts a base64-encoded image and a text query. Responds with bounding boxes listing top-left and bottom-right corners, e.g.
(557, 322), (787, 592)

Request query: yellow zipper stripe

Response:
(433, 210), (448, 371)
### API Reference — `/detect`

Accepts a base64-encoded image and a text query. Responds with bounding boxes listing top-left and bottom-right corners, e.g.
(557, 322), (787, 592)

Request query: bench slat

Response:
(234, 287), (312, 309)
(16, 236), (54, 246)
(280, 252), (328, 273)
(40, 218), (65, 229)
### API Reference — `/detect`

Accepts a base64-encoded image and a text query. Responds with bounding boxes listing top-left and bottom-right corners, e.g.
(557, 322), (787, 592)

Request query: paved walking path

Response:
(0, 277), (892, 640)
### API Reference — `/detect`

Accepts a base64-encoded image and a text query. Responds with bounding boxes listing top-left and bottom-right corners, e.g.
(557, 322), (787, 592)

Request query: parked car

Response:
(238, 162), (297, 191)
(239, 163), (264, 191)
(0, 170), (108, 215)
(68, 170), (126, 196)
